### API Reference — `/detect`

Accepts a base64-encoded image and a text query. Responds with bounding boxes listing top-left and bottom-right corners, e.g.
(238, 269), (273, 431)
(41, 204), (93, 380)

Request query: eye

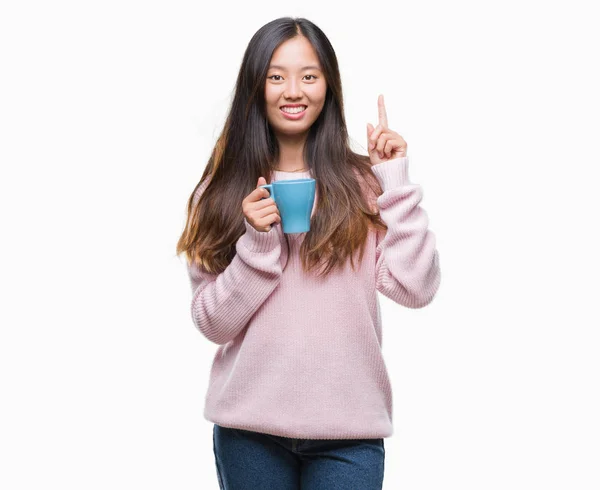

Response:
(267, 75), (318, 81)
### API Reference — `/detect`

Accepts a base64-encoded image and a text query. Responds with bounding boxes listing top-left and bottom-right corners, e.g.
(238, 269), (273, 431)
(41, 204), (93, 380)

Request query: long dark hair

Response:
(177, 17), (387, 276)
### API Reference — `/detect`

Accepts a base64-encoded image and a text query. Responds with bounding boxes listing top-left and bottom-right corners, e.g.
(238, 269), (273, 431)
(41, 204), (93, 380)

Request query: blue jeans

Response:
(212, 424), (385, 489)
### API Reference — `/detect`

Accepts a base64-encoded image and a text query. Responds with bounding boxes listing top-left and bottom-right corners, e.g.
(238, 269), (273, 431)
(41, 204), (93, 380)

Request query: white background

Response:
(1, 1), (599, 489)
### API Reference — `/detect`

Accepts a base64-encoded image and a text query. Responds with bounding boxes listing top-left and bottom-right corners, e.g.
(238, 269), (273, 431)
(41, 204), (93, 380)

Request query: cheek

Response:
(309, 85), (327, 109)
(264, 89), (277, 108)
(311, 94), (327, 115)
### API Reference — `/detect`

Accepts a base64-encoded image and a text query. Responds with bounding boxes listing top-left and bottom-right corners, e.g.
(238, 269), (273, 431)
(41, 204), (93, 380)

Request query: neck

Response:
(274, 132), (308, 171)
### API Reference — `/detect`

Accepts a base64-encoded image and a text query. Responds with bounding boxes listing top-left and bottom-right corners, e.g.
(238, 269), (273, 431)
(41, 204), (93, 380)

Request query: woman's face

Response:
(265, 36), (327, 137)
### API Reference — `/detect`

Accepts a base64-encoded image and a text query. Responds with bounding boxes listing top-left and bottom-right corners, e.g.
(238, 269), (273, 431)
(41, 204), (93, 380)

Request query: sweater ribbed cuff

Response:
(370, 156), (411, 190)
(238, 218), (281, 253)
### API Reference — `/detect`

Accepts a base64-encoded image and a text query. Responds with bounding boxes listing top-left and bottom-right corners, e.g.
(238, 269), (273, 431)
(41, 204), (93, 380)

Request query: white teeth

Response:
(281, 106), (306, 114)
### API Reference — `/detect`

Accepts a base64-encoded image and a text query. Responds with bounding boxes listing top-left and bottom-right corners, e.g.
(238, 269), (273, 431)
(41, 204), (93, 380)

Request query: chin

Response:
(276, 126), (310, 136)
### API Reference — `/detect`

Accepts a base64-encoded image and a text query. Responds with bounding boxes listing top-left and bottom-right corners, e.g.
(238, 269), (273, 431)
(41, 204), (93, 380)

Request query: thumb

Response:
(257, 177), (269, 197)
(366, 123), (374, 150)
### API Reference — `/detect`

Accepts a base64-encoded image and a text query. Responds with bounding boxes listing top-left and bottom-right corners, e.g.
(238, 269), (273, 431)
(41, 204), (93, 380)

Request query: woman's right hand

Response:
(242, 177), (281, 232)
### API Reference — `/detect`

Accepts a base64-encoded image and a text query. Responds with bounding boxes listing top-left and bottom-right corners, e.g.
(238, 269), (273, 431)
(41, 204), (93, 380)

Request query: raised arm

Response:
(371, 156), (441, 308)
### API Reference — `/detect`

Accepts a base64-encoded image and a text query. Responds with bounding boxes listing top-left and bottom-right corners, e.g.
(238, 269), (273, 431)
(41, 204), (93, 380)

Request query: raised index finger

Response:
(378, 94), (388, 128)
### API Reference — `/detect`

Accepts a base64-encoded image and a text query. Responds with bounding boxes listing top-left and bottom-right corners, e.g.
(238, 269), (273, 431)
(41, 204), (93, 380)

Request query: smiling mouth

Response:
(280, 105), (307, 114)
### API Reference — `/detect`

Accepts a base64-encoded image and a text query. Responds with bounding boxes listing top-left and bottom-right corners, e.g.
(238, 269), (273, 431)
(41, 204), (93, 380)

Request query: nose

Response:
(283, 78), (302, 99)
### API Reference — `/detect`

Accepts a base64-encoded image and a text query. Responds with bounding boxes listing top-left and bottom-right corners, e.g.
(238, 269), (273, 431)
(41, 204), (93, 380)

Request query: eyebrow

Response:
(268, 64), (322, 71)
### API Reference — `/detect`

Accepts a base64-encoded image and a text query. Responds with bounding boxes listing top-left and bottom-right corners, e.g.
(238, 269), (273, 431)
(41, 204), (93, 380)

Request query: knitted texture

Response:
(186, 156), (441, 439)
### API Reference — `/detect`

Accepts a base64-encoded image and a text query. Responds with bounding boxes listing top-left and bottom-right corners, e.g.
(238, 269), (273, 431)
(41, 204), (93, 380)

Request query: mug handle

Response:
(259, 184), (274, 201)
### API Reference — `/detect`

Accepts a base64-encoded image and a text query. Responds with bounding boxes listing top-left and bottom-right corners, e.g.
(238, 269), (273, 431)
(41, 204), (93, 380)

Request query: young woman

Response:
(177, 16), (441, 490)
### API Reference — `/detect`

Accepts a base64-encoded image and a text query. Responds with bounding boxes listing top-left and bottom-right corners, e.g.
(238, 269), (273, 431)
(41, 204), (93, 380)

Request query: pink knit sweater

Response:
(186, 156), (441, 440)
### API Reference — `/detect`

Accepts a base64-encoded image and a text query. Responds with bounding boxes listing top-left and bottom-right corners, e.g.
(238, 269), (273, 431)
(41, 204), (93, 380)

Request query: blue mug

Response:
(259, 178), (316, 233)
